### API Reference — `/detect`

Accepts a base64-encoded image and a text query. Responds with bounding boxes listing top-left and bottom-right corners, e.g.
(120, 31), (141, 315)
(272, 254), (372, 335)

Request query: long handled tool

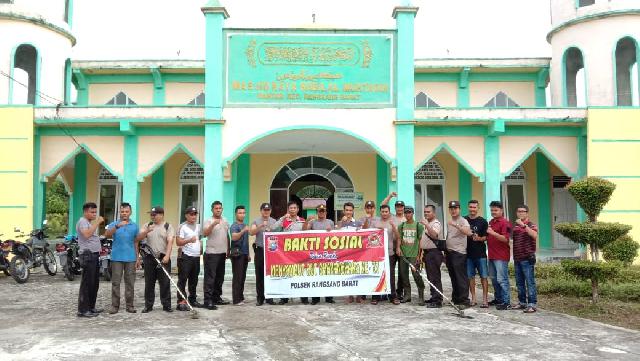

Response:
(140, 243), (199, 319)
(399, 256), (472, 319)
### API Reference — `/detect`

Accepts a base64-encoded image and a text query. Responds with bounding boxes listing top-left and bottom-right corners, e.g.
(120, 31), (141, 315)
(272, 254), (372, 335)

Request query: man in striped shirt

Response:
(512, 204), (539, 313)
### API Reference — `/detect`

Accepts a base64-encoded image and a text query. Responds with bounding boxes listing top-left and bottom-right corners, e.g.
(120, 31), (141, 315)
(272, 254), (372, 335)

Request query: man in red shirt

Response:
(486, 201), (512, 310)
(512, 205), (538, 313)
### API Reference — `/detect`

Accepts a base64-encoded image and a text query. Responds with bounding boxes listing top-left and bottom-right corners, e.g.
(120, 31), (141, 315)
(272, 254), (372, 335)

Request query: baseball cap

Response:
(448, 201), (461, 208)
(316, 204), (327, 211)
(403, 206), (414, 213)
(394, 200), (405, 207)
(365, 200), (375, 208)
(149, 206), (164, 214)
(260, 202), (272, 210)
(185, 206), (198, 214)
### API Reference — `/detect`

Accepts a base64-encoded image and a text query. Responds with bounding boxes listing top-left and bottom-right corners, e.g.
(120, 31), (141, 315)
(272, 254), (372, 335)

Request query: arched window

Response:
(563, 47), (586, 107)
(501, 166), (526, 221)
(414, 160), (445, 237)
(179, 159), (204, 222)
(269, 156), (354, 219)
(188, 92), (205, 105)
(414, 91), (440, 108)
(484, 91), (520, 108)
(615, 37), (639, 106)
(12, 44), (38, 105)
(106, 91), (137, 105)
(97, 168), (121, 233)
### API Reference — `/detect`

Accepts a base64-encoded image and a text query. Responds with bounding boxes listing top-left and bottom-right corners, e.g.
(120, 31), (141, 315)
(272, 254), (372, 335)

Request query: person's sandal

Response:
(523, 306), (537, 313)
(371, 300), (378, 305)
(392, 298), (400, 305)
(480, 303), (489, 308)
(470, 302), (477, 307)
(512, 304), (526, 310)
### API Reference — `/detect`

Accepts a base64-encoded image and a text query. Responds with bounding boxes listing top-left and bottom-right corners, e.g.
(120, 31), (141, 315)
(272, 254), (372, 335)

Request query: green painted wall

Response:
(235, 154), (251, 217)
(376, 155), (389, 205)
(151, 165), (164, 208)
(123, 135), (139, 223)
(536, 153), (552, 249)
(72, 153), (87, 233)
(458, 164), (472, 207)
(483, 136), (501, 216)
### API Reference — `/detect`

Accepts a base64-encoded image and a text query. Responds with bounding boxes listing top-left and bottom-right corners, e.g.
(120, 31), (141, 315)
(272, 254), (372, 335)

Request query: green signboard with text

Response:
(224, 31), (394, 107)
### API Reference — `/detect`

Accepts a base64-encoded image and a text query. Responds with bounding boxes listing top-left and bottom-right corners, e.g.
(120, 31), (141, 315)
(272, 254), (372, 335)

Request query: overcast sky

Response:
(71, 0), (552, 60)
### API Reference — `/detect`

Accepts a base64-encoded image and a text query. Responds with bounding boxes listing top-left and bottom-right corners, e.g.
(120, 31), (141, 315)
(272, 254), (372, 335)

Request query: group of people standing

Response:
(74, 190), (539, 318)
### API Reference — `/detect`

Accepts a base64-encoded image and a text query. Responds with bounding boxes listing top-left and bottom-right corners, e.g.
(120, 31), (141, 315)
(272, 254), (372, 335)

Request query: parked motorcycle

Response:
(99, 236), (112, 281)
(0, 233), (10, 276)
(56, 235), (81, 281)
(7, 220), (58, 283)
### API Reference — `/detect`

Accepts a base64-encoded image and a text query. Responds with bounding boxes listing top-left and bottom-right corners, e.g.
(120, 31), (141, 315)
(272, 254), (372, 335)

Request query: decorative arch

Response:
(414, 159), (445, 181)
(179, 159), (204, 181)
(562, 46), (587, 107)
(138, 143), (204, 180)
(414, 142), (484, 180)
(223, 125), (393, 165)
(500, 142), (576, 180)
(613, 36), (639, 106)
(269, 155), (354, 191)
(9, 43), (41, 105)
(42, 143), (122, 181)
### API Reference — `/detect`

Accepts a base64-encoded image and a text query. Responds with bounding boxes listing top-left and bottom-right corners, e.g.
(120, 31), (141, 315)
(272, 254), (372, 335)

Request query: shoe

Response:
(325, 299), (335, 304)
(141, 307), (153, 313)
(496, 304), (513, 311)
(256, 301), (264, 306)
(426, 302), (442, 308)
(214, 299), (230, 305)
(301, 299), (309, 305)
(311, 300), (319, 305)
(488, 299), (500, 306)
(233, 301), (245, 306)
(126, 308), (137, 314)
(400, 298), (411, 303)
(370, 300), (378, 305)
(177, 303), (188, 311)
(191, 300), (205, 308)
(163, 306), (173, 313)
(108, 307), (118, 315)
(77, 311), (98, 318)
(91, 308), (104, 314)
(511, 304), (526, 310)
(265, 299), (276, 305)
(391, 298), (400, 305)
(277, 299), (288, 305)
(205, 303), (218, 310)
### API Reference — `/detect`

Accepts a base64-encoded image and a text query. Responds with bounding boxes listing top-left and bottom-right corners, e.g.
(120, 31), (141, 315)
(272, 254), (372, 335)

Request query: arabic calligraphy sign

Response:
(225, 31), (394, 107)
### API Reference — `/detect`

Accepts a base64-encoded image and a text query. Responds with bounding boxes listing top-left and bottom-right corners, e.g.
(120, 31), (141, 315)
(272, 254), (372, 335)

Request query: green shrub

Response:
(554, 222), (632, 249)
(567, 177), (616, 220)
(616, 266), (640, 284)
(561, 259), (622, 283)
(603, 235), (640, 266)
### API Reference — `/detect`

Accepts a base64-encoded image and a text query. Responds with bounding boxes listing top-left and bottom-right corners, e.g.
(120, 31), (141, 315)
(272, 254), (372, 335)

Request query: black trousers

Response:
(373, 254), (397, 301)
(203, 253), (226, 303)
(143, 253), (171, 309)
(254, 244), (272, 303)
(445, 250), (470, 305)
(177, 254), (200, 303)
(231, 254), (248, 304)
(424, 249), (444, 303)
(78, 252), (100, 313)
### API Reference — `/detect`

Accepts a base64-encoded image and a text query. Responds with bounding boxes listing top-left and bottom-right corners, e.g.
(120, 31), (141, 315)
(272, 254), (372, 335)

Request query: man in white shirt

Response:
(176, 206), (203, 311)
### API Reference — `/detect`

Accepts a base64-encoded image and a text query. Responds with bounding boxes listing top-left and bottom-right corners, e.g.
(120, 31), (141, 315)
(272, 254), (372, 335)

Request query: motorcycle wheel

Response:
(43, 249), (58, 276)
(63, 265), (74, 281)
(10, 256), (30, 283)
(103, 260), (111, 281)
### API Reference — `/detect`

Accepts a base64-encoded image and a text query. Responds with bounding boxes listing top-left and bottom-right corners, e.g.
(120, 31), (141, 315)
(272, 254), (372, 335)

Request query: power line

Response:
(0, 69), (84, 151)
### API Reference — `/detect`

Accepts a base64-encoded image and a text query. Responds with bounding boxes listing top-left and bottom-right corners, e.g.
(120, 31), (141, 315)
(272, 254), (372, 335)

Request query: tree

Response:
(554, 177), (632, 303)
(45, 179), (69, 237)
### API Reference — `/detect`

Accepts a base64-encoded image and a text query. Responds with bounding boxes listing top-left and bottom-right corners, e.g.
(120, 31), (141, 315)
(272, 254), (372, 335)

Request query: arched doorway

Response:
(97, 167), (121, 234)
(269, 156), (354, 220)
(414, 160), (446, 238)
(179, 159), (204, 223)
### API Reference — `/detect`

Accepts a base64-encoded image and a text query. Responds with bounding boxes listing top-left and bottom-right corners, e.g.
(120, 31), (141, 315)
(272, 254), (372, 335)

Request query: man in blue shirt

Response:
(230, 205), (251, 306)
(104, 203), (139, 314)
